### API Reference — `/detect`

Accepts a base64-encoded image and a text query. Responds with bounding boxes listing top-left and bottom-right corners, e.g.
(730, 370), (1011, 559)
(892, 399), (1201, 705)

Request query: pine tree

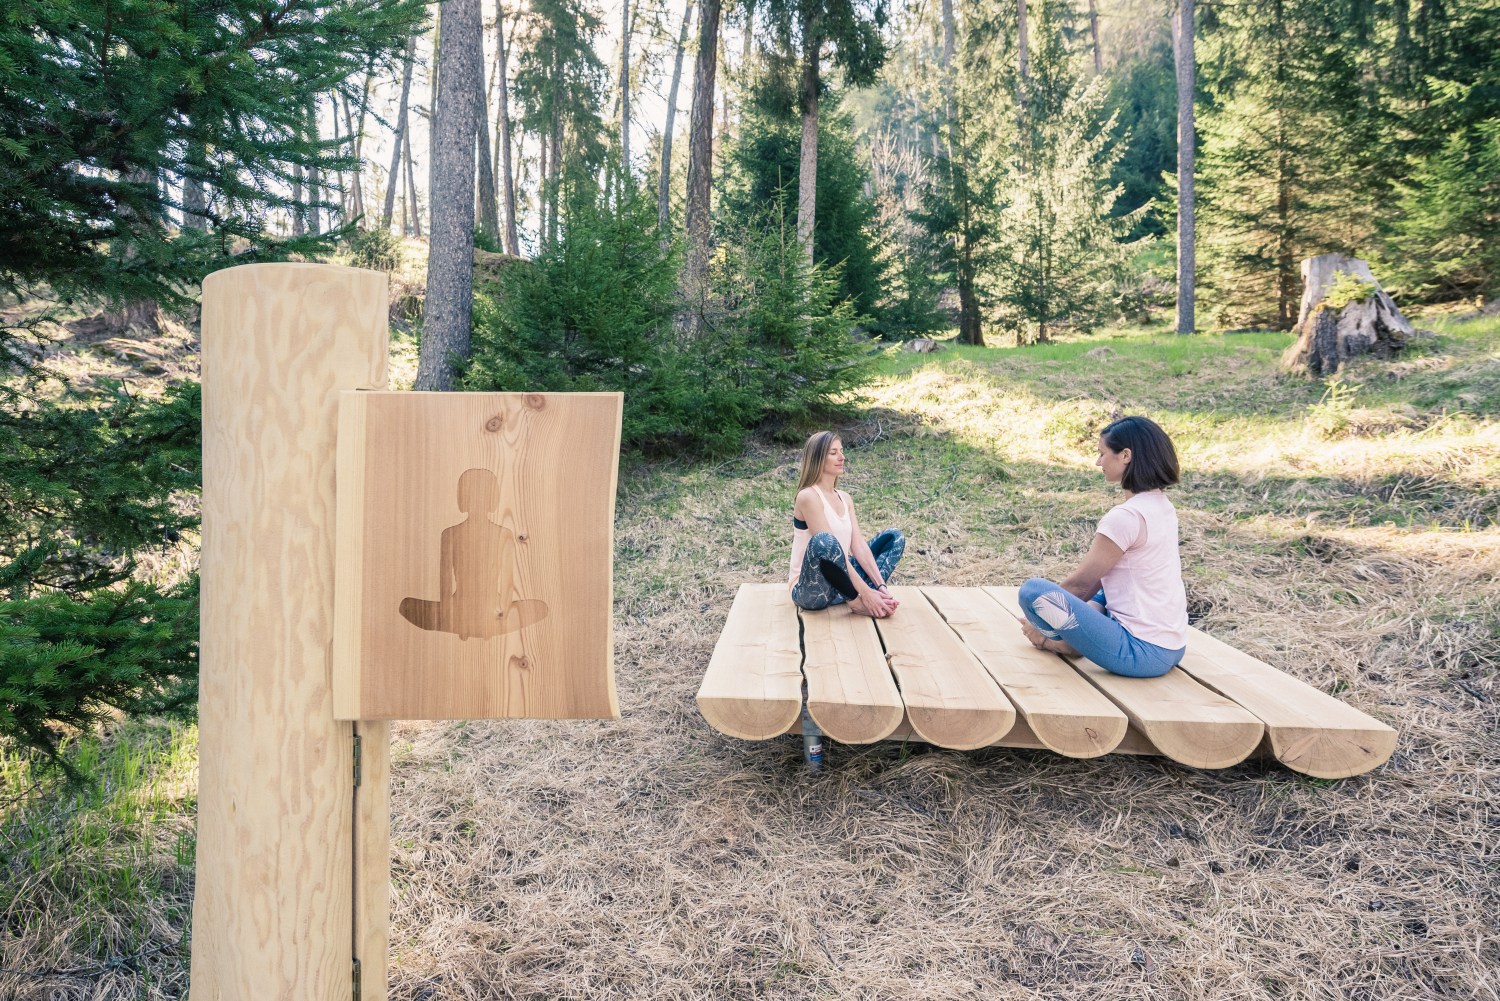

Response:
(1384, 120), (1500, 301)
(722, 73), (887, 328)
(1194, 0), (1371, 328)
(748, 1), (889, 265)
(0, 382), (201, 777)
(974, 0), (1139, 343)
(0, 0), (422, 774)
(512, 0), (609, 246)
(0, 0), (425, 314)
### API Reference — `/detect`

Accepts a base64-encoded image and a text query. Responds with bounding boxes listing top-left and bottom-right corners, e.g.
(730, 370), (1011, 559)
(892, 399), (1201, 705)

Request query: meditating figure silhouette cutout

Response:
(399, 468), (549, 640)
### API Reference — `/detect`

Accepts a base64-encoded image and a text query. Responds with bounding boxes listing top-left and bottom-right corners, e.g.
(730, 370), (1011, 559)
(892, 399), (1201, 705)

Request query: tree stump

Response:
(1281, 254), (1413, 375)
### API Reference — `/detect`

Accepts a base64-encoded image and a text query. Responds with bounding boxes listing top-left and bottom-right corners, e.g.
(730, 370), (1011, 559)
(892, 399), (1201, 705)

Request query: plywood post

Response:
(193, 264), (390, 1001)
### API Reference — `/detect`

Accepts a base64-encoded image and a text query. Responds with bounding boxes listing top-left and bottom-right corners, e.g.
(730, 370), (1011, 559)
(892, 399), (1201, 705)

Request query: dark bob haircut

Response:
(1101, 415), (1180, 493)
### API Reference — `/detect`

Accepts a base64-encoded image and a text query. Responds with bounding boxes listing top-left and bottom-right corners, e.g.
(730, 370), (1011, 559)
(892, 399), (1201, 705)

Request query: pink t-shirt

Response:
(1095, 490), (1189, 650)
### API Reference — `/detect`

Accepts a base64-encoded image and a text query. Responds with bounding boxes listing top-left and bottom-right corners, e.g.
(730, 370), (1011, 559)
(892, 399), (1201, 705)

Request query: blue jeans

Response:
(791, 529), (905, 611)
(1017, 577), (1184, 678)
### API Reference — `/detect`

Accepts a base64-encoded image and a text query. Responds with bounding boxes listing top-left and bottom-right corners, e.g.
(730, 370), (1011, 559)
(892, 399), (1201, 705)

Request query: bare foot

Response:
(1020, 621), (1049, 649)
(1022, 621), (1078, 655)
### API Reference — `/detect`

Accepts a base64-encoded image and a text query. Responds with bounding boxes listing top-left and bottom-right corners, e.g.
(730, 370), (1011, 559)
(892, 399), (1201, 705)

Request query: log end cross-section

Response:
(696, 584), (804, 740)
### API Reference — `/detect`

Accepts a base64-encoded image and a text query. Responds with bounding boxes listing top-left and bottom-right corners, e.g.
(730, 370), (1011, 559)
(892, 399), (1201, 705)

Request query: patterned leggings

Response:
(791, 529), (906, 611)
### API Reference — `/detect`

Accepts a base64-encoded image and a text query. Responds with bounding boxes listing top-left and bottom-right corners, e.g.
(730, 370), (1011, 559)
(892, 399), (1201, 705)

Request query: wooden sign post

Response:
(333, 391), (621, 721)
(193, 263), (621, 1001)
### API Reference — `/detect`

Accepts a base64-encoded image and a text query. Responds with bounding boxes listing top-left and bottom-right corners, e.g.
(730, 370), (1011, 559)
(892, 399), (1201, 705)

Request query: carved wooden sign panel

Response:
(332, 391), (622, 721)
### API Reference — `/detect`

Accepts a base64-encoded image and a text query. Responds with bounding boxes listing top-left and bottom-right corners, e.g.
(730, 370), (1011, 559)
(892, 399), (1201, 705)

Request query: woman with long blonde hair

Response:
(788, 431), (904, 617)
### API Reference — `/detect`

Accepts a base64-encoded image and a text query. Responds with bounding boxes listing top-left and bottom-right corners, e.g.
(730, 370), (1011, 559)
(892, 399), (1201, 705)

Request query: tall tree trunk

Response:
(417, 0), (482, 391)
(659, 1), (694, 235)
(719, 29), (731, 142)
(495, 3), (519, 254)
(619, 0), (631, 181)
(182, 188), (209, 232)
(1087, 0), (1103, 74)
(1173, 0), (1196, 334)
(681, 0), (722, 322)
(548, 95), (562, 245)
(332, 94), (349, 223)
(942, 0), (983, 346)
(350, 63), (375, 223)
(384, 36), (417, 230)
(796, 21), (820, 268)
(475, 68), (501, 244)
(1017, 0), (1030, 107)
(306, 99), (322, 236)
(291, 161), (306, 236)
(404, 123), (421, 237)
(539, 127), (550, 242)
(546, 33), (563, 245)
(182, 148), (209, 231)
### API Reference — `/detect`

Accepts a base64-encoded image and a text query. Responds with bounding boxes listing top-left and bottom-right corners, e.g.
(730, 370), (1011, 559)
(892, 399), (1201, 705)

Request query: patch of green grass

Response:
(0, 719), (196, 986)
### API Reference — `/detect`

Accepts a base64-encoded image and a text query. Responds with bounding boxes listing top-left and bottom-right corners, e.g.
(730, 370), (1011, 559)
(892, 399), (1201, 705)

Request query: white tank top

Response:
(787, 488), (853, 585)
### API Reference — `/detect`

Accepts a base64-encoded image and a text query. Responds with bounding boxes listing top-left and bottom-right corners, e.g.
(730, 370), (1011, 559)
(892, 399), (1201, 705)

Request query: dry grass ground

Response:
(2, 310), (1497, 1000)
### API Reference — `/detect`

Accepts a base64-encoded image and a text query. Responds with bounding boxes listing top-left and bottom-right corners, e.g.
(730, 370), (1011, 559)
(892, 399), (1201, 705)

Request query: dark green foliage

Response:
(512, 0), (608, 241)
(1195, 0), (1368, 329)
(707, 209), (870, 427)
(1195, 0), (1500, 320)
(465, 181), (742, 452)
(724, 80), (889, 332)
(344, 227), (402, 273)
(465, 176), (867, 454)
(1102, 43), (1176, 239)
(0, 383), (201, 778)
(0, 0), (427, 313)
(1, 579), (198, 785)
(966, 0), (1140, 342)
(749, 0), (890, 88)
(1, 0), (418, 777)
(472, 227), (503, 254)
(1381, 119), (1500, 303)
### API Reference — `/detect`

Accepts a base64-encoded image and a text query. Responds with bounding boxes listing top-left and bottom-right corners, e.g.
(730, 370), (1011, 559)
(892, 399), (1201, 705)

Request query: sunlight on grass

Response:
(0, 721), (197, 993)
(859, 321), (1500, 531)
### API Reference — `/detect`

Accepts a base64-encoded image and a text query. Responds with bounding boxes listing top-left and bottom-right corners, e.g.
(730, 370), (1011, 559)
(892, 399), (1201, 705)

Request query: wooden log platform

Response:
(695, 584), (1396, 778)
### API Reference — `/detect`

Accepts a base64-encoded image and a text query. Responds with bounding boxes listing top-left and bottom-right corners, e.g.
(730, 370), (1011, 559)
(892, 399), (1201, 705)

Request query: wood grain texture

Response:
(800, 603), (903, 743)
(1177, 627), (1396, 778)
(874, 587), (1016, 750)
(696, 584), (804, 740)
(354, 721), (391, 1001)
(988, 586), (1263, 769)
(333, 391), (621, 721)
(926, 587), (1127, 758)
(193, 263), (389, 1001)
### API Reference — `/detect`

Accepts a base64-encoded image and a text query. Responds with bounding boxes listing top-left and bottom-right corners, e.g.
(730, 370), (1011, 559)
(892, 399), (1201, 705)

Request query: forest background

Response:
(0, 0), (1497, 996)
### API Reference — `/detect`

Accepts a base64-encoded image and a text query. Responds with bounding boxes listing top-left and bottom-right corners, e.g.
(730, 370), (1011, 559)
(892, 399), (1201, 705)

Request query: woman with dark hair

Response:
(789, 431), (905, 617)
(1017, 415), (1188, 678)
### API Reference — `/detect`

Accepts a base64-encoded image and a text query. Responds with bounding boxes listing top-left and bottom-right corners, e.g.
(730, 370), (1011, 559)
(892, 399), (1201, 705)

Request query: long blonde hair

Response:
(795, 431), (840, 493)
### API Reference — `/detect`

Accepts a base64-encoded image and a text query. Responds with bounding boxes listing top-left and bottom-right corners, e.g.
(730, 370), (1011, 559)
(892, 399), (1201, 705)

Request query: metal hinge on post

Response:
(352, 957), (362, 1001)
(352, 733), (363, 788)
